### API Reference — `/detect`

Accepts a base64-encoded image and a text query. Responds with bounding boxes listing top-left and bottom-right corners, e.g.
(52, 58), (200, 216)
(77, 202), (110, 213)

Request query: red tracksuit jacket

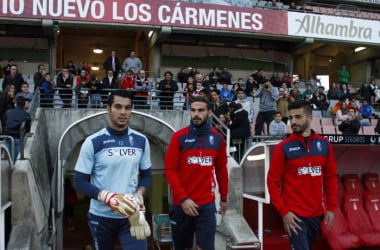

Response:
(268, 132), (337, 218)
(165, 126), (228, 206)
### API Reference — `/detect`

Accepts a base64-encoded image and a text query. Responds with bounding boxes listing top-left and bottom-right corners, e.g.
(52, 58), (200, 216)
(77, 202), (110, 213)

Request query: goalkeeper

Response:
(74, 90), (152, 250)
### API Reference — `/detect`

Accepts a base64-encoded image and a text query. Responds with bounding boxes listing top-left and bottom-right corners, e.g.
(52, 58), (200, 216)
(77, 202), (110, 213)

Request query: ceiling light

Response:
(148, 30), (154, 38)
(354, 47), (366, 53)
(91, 65), (100, 71)
(93, 48), (103, 54)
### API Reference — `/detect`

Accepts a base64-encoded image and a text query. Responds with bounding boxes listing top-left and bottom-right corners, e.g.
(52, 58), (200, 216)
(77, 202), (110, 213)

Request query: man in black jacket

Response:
(3, 96), (31, 162)
(338, 107), (361, 135)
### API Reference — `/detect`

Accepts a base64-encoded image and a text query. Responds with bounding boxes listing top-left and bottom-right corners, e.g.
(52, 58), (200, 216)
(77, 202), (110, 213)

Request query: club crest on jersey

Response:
(129, 135), (134, 146)
(316, 141), (322, 151)
(209, 135), (214, 146)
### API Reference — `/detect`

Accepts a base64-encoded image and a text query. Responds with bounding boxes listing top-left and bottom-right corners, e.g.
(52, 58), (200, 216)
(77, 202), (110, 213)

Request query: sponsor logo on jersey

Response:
(209, 135), (214, 146)
(289, 146), (301, 152)
(185, 138), (196, 143)
(297, 166), (322, 176)
(107, 148), (136, 156)
(103, 139), (115, 144)
(187, 156), (213, 166)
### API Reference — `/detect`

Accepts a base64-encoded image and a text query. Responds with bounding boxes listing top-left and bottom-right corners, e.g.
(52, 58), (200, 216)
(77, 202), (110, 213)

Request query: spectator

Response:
(270, 71), (282, 88)
(177, 67), (188, 85)
(251, 69), (266, 85)
(267, 0), (280, 9)
(358, 82), (371, 103)
(289, 82), (303, 101)
(282, 71), (293, 89)
(157, 71), (178, 110)
(1, 58), (14, 77)
(208, 66), (221, 89)
(310, 90), (329, 111)
(16, 82), (34, 102)
(289, 1), (298, 10)
(75, 80), (89, 109)
(277, 87), (291, 124)
(368, 77), (377, 101)
(101, 69), (119, 107)
(134, 70), (151, 109)
(2, 64), (25, 93)
(57, 68), (75, 108)
(183, 76), (195, 110)
(103, 50), (121, 77)
(268, 111), (287, 136)
(338, 107), (361, 135)
(235, 88), (254, 123)
(40, 73), (55, 108)
(88, 74), (102, 108)
(337, 64), (350, 86)
(245, 76), (258, 98)
(122, 51), (142, 73)
(120, 70), (135, 91)
(33, 64), (46, 93)
(187, 67), (199, 79)
(327, 82), (342, 100)
(76, 69), (90, 85)
(3, 96), (31, 162)
(335, 102), (349, 126)
(79, 61), (91, 74)
(220, 66), (232, 85)
(302, 83), (313, 100)
(0, 84), (16, 124)
(253, 80), (279, 136)
(228, 102), (251, 161)
(231, 82), (240, 101)
(66, 60), (78, 76)
(360, 99), (373, 119)
(347, 97), (360, 114)
(220, 82), (233, 102)
(340, 84), (352, 101)
(210, 89), (229, 118)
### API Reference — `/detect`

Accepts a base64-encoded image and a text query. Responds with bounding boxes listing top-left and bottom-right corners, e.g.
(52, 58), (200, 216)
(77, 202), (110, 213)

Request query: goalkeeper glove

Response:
(129, 209), (151, 240)
(98, 190), (137, 217)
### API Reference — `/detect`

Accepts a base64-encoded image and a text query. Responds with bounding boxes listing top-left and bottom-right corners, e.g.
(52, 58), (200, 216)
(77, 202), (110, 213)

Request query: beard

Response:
(292, 119), (310, 135)
(191, 117), (208, 128)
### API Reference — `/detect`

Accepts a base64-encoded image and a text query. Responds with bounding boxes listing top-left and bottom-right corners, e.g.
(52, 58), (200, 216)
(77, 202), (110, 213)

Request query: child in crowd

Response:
(40, 73), (55, 108)
(16, 82), (34, 102)
(268, 111), (287, 136)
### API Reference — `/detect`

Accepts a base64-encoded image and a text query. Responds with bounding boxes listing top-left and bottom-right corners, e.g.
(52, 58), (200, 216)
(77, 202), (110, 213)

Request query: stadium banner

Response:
(0, 0), (288, 35)
(323, 134), (380, 144)
(288, 12), (380, 44)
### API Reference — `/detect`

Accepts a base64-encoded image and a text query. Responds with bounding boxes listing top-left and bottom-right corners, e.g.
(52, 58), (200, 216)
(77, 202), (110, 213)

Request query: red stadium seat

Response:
(343, 192), (380, 246)
(363, 192), (380, 233)
(342, 174), (362, 194)
(363, 173), (380, 194)
(321, 176), (361, 250)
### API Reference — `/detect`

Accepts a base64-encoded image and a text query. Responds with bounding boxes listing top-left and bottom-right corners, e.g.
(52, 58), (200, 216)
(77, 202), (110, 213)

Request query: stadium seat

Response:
(342, 174), (362, 194)
(343, 192), (380, 246)
(322, 125), (336, 135)
(363, 192), (380, 233)
(321, 176), (361, 250)
(363, 173), (380, 193)
(342, 174), (380, 246)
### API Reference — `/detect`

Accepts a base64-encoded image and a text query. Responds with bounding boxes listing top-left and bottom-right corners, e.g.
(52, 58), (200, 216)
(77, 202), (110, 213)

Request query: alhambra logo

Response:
(294, 15), (372, 39)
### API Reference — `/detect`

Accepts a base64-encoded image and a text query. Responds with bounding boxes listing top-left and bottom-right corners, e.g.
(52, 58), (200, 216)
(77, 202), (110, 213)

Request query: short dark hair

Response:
(288, 100), (312, 115)
(236, 88), (245, 93)
(164, 71), (173, 77)
(192, 96), (211, 110)
(211, 89), (220, 95)
(274, 111), (281, 116)
(16, 96), (26, 107)
(107, 90), (134, 107)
